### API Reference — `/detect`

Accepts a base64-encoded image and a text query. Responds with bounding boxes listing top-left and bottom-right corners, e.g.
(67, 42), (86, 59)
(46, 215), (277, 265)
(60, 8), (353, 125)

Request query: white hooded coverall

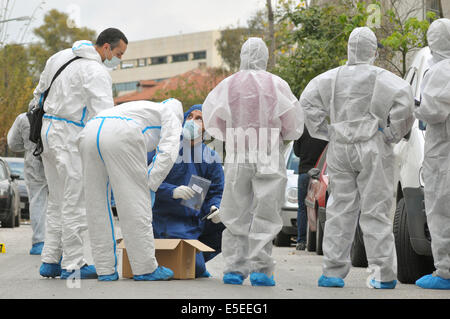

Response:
(300, 27), (414, 282)
(203, 38), (304, 278)
(7, 113), (48, 245)
(78, 99), (183, 276)
(414, 18), (450, 280)
(33, 40), (115, 271)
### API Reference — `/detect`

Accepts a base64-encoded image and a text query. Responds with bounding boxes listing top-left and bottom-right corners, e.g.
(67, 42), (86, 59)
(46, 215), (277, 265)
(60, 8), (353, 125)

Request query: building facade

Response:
(110, 30), (224, 96)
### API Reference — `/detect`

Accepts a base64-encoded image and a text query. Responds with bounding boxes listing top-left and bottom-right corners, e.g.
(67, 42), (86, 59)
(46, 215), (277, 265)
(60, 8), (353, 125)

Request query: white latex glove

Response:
(207, 206), (221, 224)
(172, 185), (196, 200)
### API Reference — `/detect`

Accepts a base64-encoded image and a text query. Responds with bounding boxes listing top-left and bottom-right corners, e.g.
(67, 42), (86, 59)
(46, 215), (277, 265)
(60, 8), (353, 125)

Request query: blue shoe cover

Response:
(30, 242), (44, 255)
(98, 272), (119, 281)
(250, 273), (276, 286)
(197, 270), (211, 278)
(370, 279), (397, 289)
(61, 264), (98, 280)
(223, 272), (244, 285)
(40, 262), (62, 278)
(416, 274), (450, 290)
(318, 275), (345, 288)
(133, 266), (174, 281)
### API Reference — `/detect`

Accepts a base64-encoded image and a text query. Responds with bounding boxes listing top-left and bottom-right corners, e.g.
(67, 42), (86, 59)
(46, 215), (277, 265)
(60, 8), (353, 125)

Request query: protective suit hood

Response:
(239, 37), (269, 71)
(72, 40), (101, 62)
(347, 27), (378, 65)
(427, 18), (450, 64)
(184, 104), (202, 124)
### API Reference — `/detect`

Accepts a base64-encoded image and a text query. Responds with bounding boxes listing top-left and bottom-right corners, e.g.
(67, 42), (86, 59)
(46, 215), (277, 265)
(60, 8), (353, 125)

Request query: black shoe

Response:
(296, 242), (306, 251)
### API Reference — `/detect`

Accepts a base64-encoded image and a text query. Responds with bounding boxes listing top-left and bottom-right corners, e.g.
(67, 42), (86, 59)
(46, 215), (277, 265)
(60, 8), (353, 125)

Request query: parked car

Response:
(3, 157), (29, 219)
(304, 146), (328, 255)
(392, 46), (435, 284)
(0, 157), (21, 228)
(273, 142), (300, 247)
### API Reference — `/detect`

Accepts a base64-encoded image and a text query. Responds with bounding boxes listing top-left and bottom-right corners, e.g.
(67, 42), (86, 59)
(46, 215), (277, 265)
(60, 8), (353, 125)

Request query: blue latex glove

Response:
(150, 190), (155, 208)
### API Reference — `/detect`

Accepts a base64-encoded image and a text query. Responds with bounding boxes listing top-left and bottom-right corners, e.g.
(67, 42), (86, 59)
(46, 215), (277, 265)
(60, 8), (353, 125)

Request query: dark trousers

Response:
(297, 173), (310, 243)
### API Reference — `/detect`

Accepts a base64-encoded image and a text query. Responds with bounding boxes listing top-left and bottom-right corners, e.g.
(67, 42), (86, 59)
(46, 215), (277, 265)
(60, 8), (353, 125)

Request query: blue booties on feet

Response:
(250, 273), (276, 286)
(40, 262), (62, 278)
(98, 272), (119, 281)
(30, 242), (44, 255)
(370, 279), (397, 289)
(133, 266), (174, 281)
(416, 274), (450, 290)
(223, 272), (245, 285)
(60, 264), (98, 280)
(318, 275), (345, 288)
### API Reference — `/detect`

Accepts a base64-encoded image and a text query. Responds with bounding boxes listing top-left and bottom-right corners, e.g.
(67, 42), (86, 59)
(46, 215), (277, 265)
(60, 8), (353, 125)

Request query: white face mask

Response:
(182, 120), (202, 140)
(103, 46), (121, 68)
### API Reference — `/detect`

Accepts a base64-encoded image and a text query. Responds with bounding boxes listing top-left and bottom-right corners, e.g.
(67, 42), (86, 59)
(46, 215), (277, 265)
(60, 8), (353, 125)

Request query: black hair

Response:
(96, 28), (128, 49)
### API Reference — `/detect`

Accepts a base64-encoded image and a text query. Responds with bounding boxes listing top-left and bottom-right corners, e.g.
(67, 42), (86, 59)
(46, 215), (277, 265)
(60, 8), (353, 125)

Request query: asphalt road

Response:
(0, 222), (448, 300)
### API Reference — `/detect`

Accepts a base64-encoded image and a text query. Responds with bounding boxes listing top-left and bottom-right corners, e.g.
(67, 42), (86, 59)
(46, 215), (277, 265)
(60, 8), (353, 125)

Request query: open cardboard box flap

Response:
(117, 238), (215, 252)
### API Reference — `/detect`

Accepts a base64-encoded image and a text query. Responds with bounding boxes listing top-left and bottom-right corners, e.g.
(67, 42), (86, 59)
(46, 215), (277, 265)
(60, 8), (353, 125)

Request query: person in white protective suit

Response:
(77, 98), (183, 281)
(414, 18), (450, 290)
(7, 113), (48, 255)
(300, 27), (414, 289)
(202, 37), (304, 286)
(34, 28), (128, 279)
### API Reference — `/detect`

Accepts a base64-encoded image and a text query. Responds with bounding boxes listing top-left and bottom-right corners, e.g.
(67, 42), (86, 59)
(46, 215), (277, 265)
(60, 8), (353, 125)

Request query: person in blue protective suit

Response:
(150, 104), (225, 278)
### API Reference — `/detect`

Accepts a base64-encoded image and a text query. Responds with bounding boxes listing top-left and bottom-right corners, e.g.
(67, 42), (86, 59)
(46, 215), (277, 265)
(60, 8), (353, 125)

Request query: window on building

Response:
(426, 0), (442, 17)
(193, 51), (207, 60)
(137, 58), (147, 67)
(113, 81), (139, 93)
(172, 53), (189, 63)
(120, 60), (135, 69)
(151, 56), (168, 65)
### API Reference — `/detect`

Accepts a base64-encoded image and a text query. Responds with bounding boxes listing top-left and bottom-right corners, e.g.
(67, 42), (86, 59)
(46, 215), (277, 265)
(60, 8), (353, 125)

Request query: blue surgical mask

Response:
(103, 46), (121, 69)
(183, 120), (202, 140)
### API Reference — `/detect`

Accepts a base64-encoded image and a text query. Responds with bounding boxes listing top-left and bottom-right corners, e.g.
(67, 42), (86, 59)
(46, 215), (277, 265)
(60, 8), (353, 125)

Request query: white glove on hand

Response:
(207, 206), (221, 224)
(173, 185), (196, 200)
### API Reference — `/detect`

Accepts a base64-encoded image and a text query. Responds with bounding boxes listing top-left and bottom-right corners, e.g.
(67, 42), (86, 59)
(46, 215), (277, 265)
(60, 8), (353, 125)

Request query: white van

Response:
(392, 47), (435, 284)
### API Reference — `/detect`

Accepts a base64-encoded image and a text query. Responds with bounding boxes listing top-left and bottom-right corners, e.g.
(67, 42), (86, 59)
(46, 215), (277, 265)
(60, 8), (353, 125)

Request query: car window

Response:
(286, 149), (299, 174)
(0, 162), (6, 180)
(6, 161), (24, 180)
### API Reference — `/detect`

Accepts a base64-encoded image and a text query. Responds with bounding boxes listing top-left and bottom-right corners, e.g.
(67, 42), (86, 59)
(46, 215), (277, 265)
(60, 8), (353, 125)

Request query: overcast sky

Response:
(1, 0), (270, 44)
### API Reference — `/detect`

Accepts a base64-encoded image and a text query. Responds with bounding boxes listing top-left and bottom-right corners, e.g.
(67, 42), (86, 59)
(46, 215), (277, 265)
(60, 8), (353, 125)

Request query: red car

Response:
(304, 146), (328, 255)
(304, 146), (367, 266)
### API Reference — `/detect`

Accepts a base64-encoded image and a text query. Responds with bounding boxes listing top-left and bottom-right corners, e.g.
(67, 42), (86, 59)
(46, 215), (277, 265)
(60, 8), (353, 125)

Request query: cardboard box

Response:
(117, 238), (215, 279)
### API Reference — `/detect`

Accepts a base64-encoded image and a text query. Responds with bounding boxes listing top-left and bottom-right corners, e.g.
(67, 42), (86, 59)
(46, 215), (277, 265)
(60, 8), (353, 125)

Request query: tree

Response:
(215, 9), (267, 72)
(215, 0), (311, 73)
(377, 0), (437, 78)
(0, 44), (35, 155)
(267, 0), (276, 70)
(0, 9), (97, 155)
(273, 2), (370, 97)
(28, 9), (96, 77)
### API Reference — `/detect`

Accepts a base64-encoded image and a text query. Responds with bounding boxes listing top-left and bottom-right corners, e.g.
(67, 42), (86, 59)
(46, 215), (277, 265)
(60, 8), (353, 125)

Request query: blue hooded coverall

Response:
(150, 105), (225, 277)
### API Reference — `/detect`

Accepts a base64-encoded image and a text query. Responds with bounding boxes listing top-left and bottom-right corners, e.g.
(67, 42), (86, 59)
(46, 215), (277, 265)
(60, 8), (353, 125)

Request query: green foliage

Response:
(29, 9), (97, 77)
(0, 9), (97, 155)
(273, 2), (370, 97)
(0, 44), (35, 152)
(216, 22), (265, 72)
(380, 10), (437, 77)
